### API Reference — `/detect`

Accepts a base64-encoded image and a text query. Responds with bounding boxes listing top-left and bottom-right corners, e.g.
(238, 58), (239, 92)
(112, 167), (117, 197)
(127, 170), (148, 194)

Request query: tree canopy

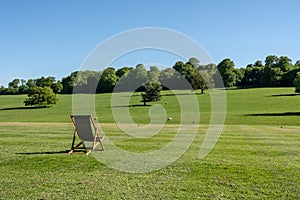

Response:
(24, 86), (57, 107)
(1, 55), (300, 96)
(141, 82), (162, 106)
(217, 58), (236, 87)
(294, 72), (300, 93)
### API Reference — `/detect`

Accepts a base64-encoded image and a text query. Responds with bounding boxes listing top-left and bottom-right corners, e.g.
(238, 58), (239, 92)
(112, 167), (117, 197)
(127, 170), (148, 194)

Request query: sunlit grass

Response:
(0, 124), (299, 199)
(0, 88), (299, 199)
(0, 88), (299, 125)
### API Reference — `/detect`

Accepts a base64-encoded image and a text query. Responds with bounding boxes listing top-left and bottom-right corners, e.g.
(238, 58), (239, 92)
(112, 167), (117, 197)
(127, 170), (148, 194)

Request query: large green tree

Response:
(216, 58), (236, 87)
(147, 66), (160, 83)
(281, 68), (300, 86)
(265, 55), (279, 68)
(173, 61), (194, 79)
(141, 82), (162, 106)
(259, 67), (283, 86)
(190, 70), (207, 93)
(117, 64), (147, 92)
(134, 64), (147, 84)
(277, 56), (293, 72)
(24, 86), (57, 107)
(61, 72), (77, 94)
(35, 76), (56, 88)
(97, 67), (118, 93)
(158, 68), (175, 89)
(294, 72), (300, 93)
(240, 64), (262, 86)
(116, 67), (133, 78)
(173, 58), (207, 92)
(52, 81), (63, 94)
(60, 70), (101, 94)
(7, 78), (20, 94)
(188, 57), (200, 68)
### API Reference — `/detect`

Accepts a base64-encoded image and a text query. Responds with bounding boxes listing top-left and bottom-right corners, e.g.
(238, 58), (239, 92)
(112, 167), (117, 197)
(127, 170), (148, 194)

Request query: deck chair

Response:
(69, 115), (104, 154)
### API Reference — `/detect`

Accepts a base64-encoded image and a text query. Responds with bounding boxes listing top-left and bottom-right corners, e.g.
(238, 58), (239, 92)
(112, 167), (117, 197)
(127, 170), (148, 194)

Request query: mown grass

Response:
(0, 87), (299, 125)
(225, 87), (300, 125)
(0, 124), (299, 199)
(0, 88), (299, 199)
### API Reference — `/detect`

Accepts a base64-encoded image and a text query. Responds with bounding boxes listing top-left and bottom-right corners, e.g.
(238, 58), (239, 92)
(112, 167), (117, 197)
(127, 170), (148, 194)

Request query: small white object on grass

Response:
(167, 117), (172, 121)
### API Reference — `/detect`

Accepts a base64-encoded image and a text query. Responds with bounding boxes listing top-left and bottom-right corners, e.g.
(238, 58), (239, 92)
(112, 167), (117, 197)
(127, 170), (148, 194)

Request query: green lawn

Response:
(0, 88), (299, 199)
(0, 87), (299, 125)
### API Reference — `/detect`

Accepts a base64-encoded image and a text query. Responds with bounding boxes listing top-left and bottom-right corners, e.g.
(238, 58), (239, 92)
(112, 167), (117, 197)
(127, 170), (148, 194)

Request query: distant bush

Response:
(24, 86), (57, 107)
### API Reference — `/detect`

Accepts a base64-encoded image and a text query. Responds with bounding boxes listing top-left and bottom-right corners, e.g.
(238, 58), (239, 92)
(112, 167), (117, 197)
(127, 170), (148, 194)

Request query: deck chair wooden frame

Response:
(69, 115), (104, 155)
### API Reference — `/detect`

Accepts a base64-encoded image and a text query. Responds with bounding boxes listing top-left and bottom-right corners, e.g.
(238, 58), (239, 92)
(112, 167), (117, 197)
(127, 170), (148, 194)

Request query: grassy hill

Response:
(0, 87), (299, 125)
(0, 88), (299, 199)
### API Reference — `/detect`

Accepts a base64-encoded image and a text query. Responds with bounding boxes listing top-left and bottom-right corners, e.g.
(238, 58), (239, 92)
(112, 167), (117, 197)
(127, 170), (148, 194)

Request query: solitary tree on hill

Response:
(24, 86), (57, 107)
(141, 82), (162, 106)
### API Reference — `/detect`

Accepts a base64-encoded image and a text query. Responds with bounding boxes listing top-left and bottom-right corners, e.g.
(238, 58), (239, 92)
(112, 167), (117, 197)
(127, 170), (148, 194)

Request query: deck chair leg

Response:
(92, 141), (97, 151)
(81, 142), (91, 155)
(99, 138), (104, 151)
(92, 136), (104, 151)
(68, 130), (77, 154)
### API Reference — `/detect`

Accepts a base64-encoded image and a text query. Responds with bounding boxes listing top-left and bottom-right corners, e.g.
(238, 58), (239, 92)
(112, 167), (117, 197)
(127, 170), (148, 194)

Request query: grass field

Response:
(0, 88), (299, 199)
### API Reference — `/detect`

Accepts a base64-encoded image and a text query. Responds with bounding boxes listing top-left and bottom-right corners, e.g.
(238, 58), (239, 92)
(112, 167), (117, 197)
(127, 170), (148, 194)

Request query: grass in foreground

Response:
(0, 124), (299, 199)
(0, 88), (299, 199)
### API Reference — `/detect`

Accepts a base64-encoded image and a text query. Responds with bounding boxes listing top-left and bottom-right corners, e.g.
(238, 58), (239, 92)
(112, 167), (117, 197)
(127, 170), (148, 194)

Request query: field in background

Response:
(0, 87), (299, 125)
(0, 88), (299, 199)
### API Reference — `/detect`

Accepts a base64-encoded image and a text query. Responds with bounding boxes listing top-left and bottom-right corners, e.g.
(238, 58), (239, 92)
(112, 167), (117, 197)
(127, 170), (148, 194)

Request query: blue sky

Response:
(0, 0), (300, 86)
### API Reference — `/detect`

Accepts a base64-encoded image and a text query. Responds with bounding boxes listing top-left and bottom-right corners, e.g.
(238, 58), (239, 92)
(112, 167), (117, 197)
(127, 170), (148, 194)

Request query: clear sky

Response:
(0, 0), (300, 86)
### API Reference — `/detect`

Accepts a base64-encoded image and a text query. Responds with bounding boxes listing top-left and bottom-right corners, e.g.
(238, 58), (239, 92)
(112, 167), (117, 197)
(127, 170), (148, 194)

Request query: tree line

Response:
(1, 55), (300, 96)
(219, 55), (300, 88)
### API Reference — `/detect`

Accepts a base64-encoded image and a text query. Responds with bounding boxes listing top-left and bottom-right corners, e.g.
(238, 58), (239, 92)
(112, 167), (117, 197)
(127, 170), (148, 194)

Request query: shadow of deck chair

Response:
(69, 115), (104, 155)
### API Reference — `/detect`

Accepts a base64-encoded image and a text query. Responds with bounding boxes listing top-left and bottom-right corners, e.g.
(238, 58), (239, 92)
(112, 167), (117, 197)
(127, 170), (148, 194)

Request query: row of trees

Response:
(58, 59), (211, 94)
(1, 55), (300, 96)
(0, 76), (63, 106)
(218, 55), (300, 88)
(0, 76), (63, 95)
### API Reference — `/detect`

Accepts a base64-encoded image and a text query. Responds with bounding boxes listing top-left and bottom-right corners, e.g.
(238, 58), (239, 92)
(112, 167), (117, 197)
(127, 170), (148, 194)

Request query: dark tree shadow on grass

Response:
(109, 104), (151, 108)
(246, 112), (300, 116)
(16, 150), (69, 155)
(219, 87), (255, 90)
(1, 106), (50, 111)
(270, 93), (300, 97)
(162, 92), (201, 96)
